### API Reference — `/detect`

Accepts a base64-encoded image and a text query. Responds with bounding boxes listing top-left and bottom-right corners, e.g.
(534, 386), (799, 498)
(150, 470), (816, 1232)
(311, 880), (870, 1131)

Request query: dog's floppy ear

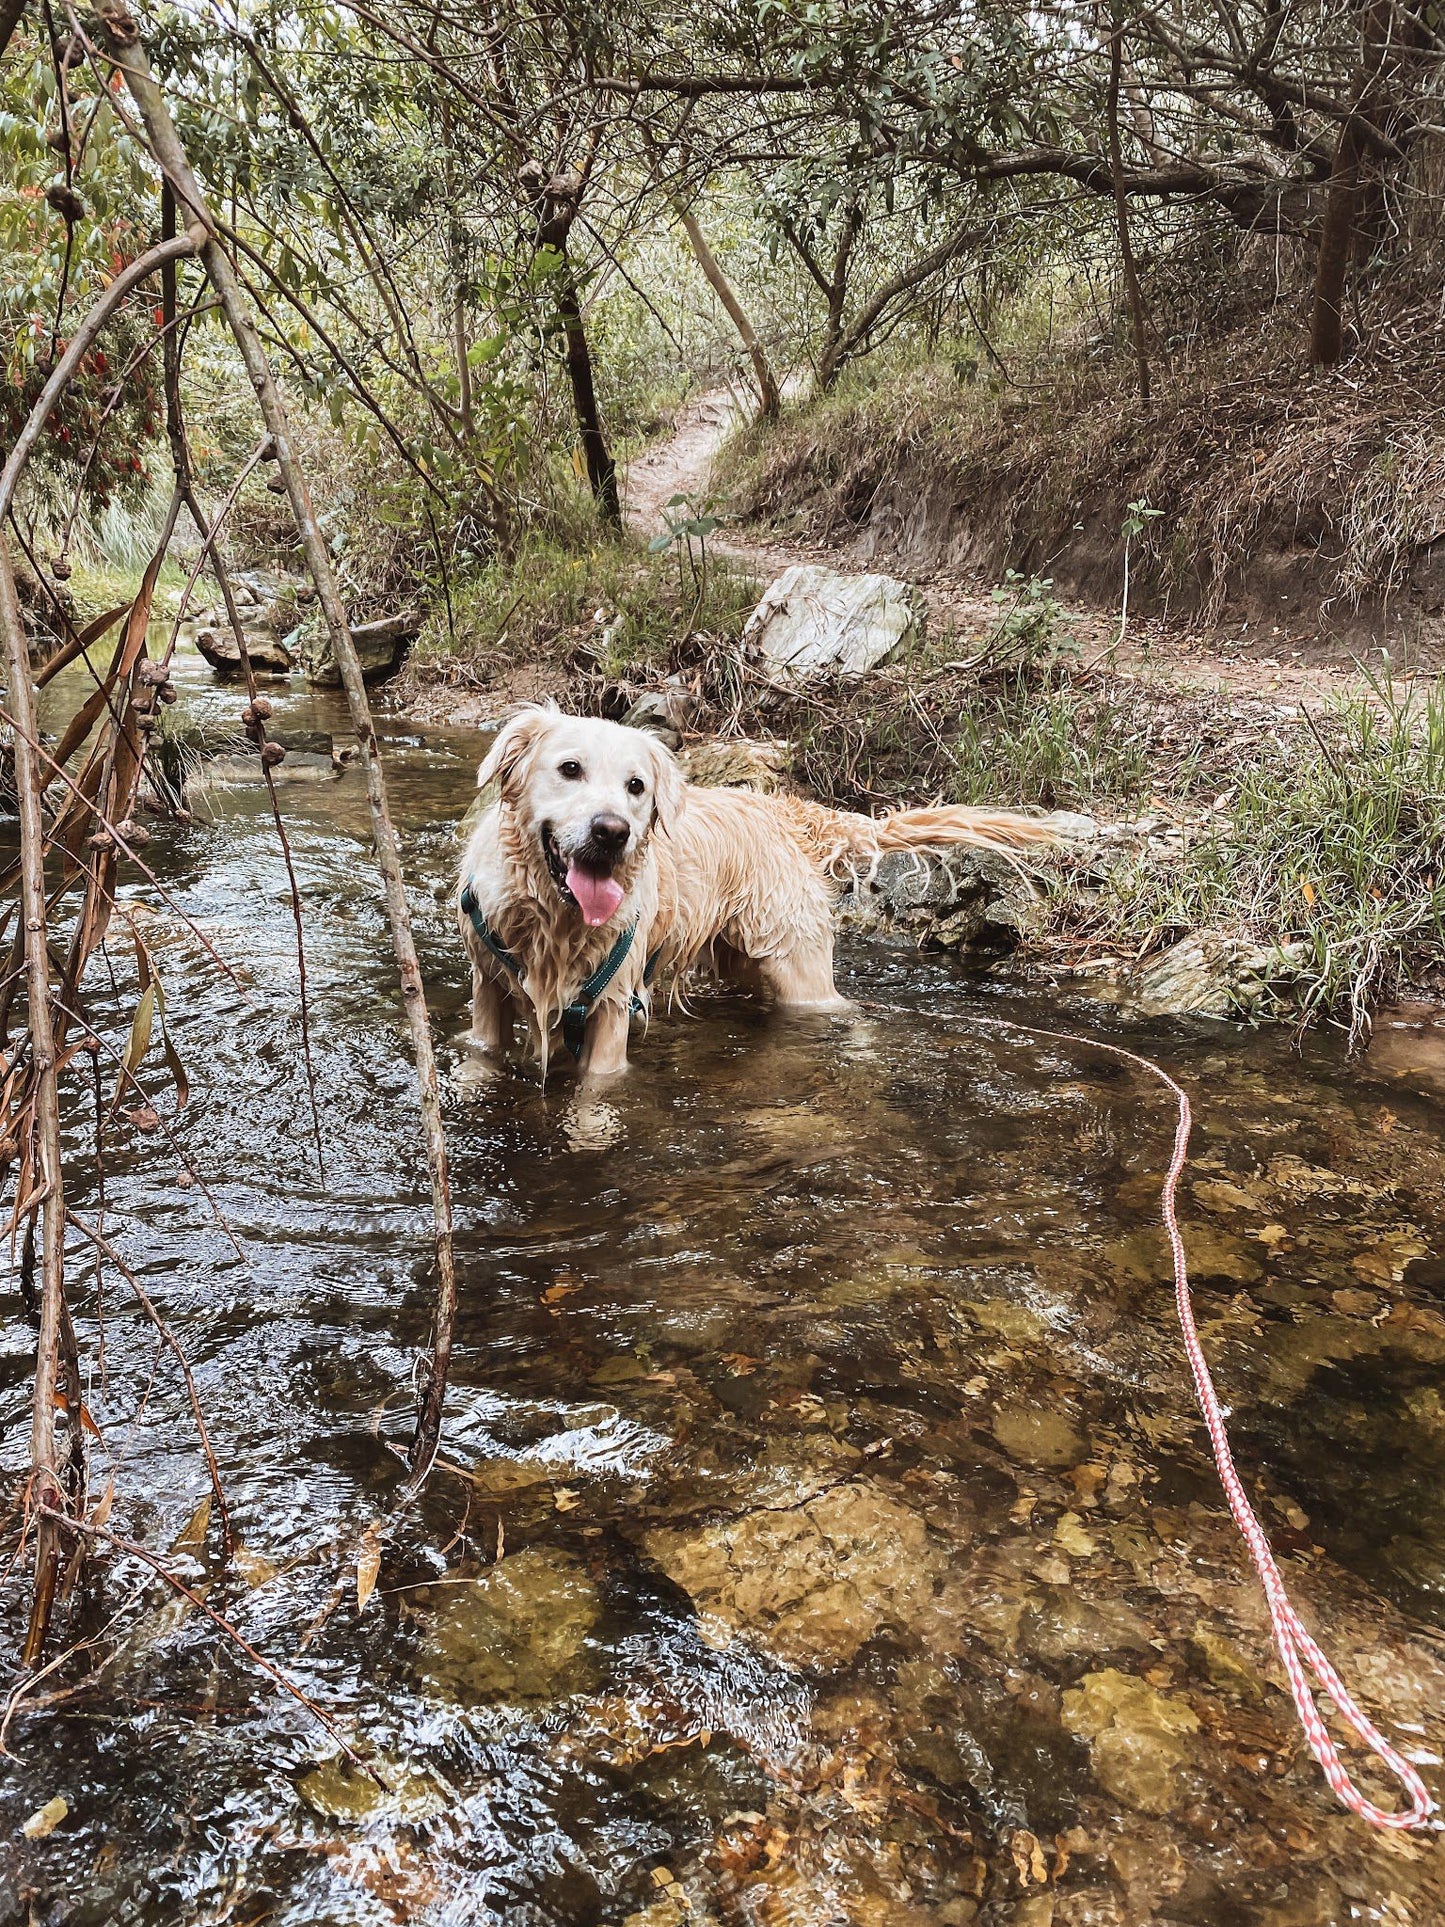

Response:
(477, 705), (552, 802)
(648, 736), (686, 836)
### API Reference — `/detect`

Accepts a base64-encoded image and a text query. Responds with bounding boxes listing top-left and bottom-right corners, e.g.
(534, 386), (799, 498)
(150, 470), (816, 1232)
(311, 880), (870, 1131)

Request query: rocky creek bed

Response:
(3, 645), (1445, 1925)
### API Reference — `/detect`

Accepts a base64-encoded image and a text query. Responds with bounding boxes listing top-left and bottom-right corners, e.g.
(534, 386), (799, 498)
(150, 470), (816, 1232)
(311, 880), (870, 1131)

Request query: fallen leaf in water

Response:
(356, 1525), (383, 1613)
(719, 1353), (759, 1376)
(233, 1543), (279, 1588)
(22, 1796), (68, 1839)
(553, 1486), (581, 1512)
(172, 1495), (210, 1553)
(542, 1281), (583, 1305)
(125, 1105), (161, 1132)
(1010, 1828), (1049, 1887)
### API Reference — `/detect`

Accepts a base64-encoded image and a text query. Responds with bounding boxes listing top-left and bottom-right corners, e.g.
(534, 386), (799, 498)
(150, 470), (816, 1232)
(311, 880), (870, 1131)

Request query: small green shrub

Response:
(411, 532), (755, 682)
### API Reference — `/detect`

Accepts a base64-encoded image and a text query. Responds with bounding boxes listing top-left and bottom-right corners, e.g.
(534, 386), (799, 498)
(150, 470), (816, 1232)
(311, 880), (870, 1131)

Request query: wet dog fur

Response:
(457, 707), (1055, 1079)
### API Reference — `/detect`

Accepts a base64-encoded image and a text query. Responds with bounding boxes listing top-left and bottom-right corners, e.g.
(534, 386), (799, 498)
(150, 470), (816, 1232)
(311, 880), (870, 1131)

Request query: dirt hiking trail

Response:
(624, 389), (1413, 710)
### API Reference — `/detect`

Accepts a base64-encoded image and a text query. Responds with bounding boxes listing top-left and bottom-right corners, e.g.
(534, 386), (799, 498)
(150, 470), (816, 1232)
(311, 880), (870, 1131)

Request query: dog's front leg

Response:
(577, 994), (630, 1079)
(469, 961), (513, 1056)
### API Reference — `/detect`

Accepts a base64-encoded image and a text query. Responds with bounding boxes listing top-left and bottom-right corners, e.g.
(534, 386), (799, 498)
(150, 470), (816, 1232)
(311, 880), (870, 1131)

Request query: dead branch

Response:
(0, 537), (77, 1666)
(92, 0), (458, 1475)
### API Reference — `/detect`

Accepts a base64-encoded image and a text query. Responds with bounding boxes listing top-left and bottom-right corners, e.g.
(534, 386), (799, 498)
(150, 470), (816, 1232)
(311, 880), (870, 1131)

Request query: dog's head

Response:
(477, 707), (684, 926)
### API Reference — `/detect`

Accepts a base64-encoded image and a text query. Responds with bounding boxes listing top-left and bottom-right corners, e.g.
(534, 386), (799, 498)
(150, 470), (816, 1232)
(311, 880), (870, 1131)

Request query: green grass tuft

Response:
(411, 532), (756, 684)
(1070, 671), (1445, 1041)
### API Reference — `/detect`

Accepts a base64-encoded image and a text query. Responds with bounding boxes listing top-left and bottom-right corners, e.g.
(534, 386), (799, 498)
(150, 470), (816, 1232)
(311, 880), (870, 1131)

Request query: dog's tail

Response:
(776, 795), (1056, 882)
(873, 805), (1056, 855)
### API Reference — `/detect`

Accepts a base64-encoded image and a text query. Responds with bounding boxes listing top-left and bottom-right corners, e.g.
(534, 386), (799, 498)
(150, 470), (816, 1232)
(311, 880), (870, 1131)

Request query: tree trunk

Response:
(557, 262), (621, 527)
(672, 199), (780, 420)
(1310, 0), (1397, 369)
(1107, 12), (1151, 409)
(94, 0), (459, 1477)
(0, 0), (25, 61)
(0, 538), (72, 1665)
(1309, 120), (1364, 367)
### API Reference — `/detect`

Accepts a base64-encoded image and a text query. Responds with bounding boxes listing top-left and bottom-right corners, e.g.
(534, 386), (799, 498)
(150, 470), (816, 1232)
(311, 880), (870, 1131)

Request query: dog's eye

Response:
(626, 776), (646, 797)
(558, 760), (583, 780)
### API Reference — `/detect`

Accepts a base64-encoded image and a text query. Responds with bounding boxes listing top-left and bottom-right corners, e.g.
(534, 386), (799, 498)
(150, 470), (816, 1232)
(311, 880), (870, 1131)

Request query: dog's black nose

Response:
(589, 812), (630, 853)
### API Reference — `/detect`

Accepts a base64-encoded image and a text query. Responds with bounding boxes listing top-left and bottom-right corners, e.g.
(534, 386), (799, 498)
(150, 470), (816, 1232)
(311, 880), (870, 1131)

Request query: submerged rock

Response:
(743, 564), (916, 678)
(644, 1480), (943, 1669)
(416, 1547), (601, 1702)
(991, 1402), (1088, 1470)
(1061, 1668), (1200, 1815)
(296, 1755), (449, 1823)
(1018, 1587), (1151, 1666)
(183, 736), (343, 798)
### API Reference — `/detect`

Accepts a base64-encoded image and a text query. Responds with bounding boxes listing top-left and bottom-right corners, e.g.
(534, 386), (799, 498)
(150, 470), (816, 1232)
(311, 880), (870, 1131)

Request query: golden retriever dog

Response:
(457, 707), (1055, 1079)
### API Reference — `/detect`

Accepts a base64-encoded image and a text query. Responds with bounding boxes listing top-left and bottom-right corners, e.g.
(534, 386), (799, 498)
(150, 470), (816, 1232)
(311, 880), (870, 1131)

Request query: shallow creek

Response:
(4, 650), (1445, 1926)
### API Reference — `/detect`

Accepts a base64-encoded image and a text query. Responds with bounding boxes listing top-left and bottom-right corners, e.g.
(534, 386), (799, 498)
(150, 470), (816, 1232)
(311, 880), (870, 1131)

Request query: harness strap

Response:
(460, 883), (658, 1061)
(459, 884), (523, 980)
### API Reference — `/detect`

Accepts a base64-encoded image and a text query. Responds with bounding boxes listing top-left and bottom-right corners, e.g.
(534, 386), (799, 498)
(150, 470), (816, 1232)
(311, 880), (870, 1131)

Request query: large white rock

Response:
(743, 564), (915, 677)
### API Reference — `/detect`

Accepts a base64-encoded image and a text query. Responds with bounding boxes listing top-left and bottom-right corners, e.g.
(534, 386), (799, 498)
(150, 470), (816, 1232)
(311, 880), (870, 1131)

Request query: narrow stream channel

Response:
(4, 647), (1445, 1925)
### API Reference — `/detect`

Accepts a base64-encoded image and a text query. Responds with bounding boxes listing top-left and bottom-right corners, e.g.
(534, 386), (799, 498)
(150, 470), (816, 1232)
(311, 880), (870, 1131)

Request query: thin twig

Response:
(65, 1208), (234, 1558)
(42, 1511), (372, 1770)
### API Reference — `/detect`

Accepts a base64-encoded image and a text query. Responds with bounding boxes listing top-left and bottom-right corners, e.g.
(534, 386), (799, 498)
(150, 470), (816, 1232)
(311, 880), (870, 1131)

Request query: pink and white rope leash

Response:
(872, 995), (1434, 1822)
(1021, 1021), (1437, 1831)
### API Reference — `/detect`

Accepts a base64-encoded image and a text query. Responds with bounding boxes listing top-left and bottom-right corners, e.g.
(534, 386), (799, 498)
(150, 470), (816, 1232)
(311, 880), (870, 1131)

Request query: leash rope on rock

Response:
(873, 1000), (1437, 1830)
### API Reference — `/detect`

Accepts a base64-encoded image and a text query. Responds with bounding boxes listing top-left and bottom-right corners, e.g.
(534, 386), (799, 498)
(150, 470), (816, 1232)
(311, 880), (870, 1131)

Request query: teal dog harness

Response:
(460, 883), (658, 1060)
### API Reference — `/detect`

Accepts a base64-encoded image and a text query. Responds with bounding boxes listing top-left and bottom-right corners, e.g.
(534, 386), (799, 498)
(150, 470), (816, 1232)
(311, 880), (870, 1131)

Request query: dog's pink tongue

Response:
(567, 864), (624, 927)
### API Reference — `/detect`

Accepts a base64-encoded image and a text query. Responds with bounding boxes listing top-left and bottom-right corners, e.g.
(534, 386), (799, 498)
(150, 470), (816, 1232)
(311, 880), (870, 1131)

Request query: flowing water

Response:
(4, 650), (1445, 1925)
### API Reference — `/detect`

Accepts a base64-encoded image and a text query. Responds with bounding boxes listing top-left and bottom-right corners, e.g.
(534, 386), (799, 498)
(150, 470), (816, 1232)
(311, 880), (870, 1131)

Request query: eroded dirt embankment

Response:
(707, 296), (1445, 688)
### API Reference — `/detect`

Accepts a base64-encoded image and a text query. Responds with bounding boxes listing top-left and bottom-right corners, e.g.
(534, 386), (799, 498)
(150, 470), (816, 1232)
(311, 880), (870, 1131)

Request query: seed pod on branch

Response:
(260, 741), (286, 767)
(45, 181), (86, 224)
